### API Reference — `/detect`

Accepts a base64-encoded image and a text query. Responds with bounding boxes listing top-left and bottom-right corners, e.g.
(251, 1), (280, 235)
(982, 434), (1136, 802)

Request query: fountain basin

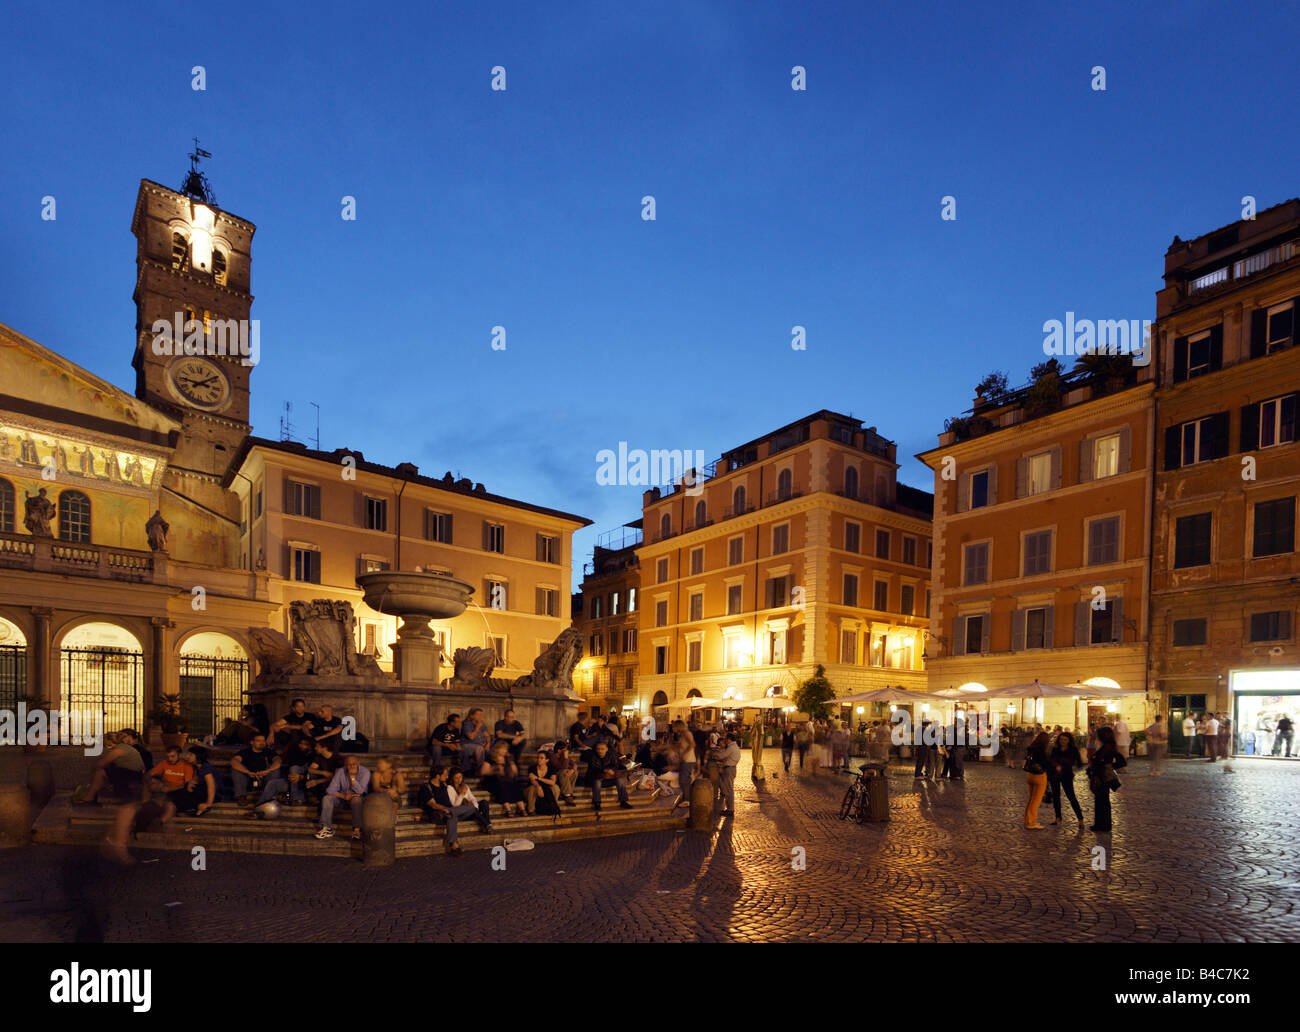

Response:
(356, 570), (474, 683)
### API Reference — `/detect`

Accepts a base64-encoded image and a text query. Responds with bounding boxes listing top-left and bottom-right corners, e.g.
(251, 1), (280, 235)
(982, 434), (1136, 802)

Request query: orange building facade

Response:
(634, 411), (932, 720)
(1149, 200), (1300, 755)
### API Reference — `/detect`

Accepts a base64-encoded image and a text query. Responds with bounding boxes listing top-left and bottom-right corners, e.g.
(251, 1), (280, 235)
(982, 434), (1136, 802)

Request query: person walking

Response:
(1218, 712), (1234, 773)
(1023, 731), (1050, 830)
(794, 723), (811, 771)
(780, 724), (795, 773)
(1087, 725), (1127, 833)
(1146, 714), (1168, 775)
(1182, 713), (1197, 758)
(1047, 732), (1084, 825)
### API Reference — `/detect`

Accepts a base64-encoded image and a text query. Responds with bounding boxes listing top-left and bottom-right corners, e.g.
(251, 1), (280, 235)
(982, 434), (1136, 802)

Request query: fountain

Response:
(242, 569), (584, 752)
(355, 570), (474, 685)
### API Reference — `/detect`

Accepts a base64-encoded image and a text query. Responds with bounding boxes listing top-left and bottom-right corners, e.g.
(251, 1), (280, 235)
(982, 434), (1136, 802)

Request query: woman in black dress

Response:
(1048, 731), (1085, 825)
(1087, 724), (1128, 832)
(525, 751), (562, 819)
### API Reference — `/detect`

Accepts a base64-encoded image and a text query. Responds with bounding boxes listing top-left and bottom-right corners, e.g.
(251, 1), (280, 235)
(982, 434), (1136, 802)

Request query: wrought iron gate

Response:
(61, 647), (144, 731)
(0, 644), (25, 711)
(178, 654), (249, 737)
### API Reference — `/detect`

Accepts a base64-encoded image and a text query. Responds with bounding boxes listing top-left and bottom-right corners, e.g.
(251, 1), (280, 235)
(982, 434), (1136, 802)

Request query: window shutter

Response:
(1173, 336), (1189, 382)
(1049, 447), (1062, 490)
(309, 486), (320, 520)
(1044, 605), (1055, 648)
(1117, 427), (1132, 473)
(1282, 393), (1298, 443)
(980, 615), (990, 654)
(1240, 402), (1260, 453)
(987, 463), (998, 505)
(1011, 608), (1025, 652)
(482, 521), (491, 551)
(1079, 438), (1094, 483)
(356, 555), (365, 578)
(1111, 596), (1125, 643)
(1163, 425), (1181, 471)
(536, 587), (545, 616)
(1015, 457), (1028, 498)
(1250, 309), (1268, 359)
(354, 492), (364, 527)
(283, 479), (293, 514)
(283, 544), (291, 577)
(952, 616), (964, 657)
(536, 534), (545, 562)
(1208, 324), (1223, 372)
(310, 552), (321, 584)
(956, 473), (969, 513)
(1207, 411), (1230, 460)
(1074, 601), (1090, 647)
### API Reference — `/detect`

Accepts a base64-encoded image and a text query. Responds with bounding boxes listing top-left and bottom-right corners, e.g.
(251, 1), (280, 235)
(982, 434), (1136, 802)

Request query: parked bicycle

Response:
(838, 766), (872, 823)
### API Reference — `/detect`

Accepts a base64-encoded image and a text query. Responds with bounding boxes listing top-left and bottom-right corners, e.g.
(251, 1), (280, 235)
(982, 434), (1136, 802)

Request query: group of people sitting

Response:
(78, 703), (752, 859)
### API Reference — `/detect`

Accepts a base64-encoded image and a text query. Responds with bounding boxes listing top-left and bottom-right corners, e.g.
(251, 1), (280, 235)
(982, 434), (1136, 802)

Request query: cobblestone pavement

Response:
(3, 753), (1298, 942)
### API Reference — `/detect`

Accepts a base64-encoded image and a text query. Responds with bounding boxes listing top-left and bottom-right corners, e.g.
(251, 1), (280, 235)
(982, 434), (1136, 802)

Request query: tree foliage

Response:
(793, 664), (836, 719)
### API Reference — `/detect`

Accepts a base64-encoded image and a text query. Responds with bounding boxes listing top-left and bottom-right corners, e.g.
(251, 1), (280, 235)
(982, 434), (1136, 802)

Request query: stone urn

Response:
(356, 571), (474, 685)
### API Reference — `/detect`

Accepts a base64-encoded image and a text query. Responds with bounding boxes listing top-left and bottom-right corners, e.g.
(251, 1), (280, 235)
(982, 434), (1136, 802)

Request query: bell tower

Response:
(131, 144), (256, 481)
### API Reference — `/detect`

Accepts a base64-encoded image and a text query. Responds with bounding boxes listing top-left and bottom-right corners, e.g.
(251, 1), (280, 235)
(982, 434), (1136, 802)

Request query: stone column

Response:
(29, 607), (52, 704)
(151, 617), (172, 709)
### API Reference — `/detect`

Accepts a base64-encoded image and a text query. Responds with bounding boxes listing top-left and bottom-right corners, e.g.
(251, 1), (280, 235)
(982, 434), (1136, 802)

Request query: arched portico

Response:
(176, 629), (251, 737)
(57, 620), (146, 731)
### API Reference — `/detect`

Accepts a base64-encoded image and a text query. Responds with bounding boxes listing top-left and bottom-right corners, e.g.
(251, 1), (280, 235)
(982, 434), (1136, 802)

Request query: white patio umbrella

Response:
(833, 687), (952, 704)
(979, 679), (1084, 699)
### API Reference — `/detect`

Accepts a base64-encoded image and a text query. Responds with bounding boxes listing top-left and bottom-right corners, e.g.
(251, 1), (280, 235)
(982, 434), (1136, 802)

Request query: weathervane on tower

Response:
(180, 138), (217, 206)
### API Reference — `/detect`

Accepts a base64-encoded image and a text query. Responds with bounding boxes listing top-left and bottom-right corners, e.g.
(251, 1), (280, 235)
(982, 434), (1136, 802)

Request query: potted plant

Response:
(149, 693), (186, 749)
(1132, 729), (1147, 757)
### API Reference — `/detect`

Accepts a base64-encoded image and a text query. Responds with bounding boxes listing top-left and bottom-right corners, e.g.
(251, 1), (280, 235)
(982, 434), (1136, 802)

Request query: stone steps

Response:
(35, 788), (687, 859)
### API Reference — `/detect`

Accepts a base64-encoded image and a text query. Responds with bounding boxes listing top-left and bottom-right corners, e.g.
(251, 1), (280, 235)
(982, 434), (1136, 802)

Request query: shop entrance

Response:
(1232, 692), (1300, 758)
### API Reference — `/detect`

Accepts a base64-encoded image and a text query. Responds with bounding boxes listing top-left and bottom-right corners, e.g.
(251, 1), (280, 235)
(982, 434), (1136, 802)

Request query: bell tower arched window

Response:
(212, 248), (227, 285)
(171, 231), (189, 271)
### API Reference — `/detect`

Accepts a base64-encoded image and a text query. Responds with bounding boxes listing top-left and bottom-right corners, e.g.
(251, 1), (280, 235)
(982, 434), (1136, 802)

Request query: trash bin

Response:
(859, 763), (889, 822)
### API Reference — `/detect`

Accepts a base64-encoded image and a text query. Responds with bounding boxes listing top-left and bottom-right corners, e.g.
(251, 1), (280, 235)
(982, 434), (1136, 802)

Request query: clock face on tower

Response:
(166, 356), (231, 411)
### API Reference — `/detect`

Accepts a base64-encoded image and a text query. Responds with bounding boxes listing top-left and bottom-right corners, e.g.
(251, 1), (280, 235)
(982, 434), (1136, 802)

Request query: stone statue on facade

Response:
(23, 488), (55, 537)
(145, 509), (169, 552)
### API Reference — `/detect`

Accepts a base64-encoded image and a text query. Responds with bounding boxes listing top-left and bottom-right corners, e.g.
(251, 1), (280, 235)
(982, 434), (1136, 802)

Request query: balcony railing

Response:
(1187, 238), (1300, 296)
(0, 531), (160, 583)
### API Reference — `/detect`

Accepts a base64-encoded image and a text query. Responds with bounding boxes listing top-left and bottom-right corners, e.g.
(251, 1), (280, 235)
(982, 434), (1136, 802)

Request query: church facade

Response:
(0, 169), (588, 740)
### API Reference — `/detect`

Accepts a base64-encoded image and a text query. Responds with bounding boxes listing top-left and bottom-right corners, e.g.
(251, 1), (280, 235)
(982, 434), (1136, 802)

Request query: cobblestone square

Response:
(3, 753), (1297, 943)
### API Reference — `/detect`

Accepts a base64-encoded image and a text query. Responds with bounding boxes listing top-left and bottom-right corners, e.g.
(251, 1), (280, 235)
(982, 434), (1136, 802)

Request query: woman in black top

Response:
(483, 742), (526, 817)
(1087, 724), (1128, 832)
(1048, 732), (1085, 824)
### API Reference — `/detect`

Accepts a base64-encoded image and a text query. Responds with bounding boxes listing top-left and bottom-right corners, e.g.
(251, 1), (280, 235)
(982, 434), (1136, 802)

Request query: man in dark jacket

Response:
(585, 742), (631, 812)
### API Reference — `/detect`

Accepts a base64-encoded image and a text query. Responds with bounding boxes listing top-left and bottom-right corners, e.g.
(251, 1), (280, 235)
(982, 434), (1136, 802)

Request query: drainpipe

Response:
(394, 477), (408, 569)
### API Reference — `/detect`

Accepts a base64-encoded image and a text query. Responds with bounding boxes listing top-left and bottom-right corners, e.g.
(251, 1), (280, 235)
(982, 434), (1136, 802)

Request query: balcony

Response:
(1185, 238), (1300, 299)
(0, 531), (162, 584)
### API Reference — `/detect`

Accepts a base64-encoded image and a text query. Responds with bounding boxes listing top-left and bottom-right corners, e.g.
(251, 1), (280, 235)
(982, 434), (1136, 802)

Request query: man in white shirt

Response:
(1182, 714), (1197, 758)
(1114, 718), (1131, 758)
(1202, 713), (1220, 762)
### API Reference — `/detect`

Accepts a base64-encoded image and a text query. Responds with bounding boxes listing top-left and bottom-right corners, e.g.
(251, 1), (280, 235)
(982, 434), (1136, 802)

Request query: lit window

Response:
(1093, 434), (1119, 478)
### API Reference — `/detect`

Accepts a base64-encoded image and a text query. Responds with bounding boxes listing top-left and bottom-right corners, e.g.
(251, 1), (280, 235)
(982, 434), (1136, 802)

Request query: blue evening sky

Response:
(2, 0), (1297, 587)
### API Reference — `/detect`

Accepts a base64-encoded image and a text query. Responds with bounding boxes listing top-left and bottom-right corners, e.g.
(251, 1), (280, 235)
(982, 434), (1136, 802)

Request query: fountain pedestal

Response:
(356, 571), (475, 687)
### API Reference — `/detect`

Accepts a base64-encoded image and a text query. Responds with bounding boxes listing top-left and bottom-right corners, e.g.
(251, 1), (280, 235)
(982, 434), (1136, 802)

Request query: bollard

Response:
(26, 760), (54, 812)
(362, 792), (395, 866)
(0, 783), (32, 847)
(688, 776), (714, 831)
